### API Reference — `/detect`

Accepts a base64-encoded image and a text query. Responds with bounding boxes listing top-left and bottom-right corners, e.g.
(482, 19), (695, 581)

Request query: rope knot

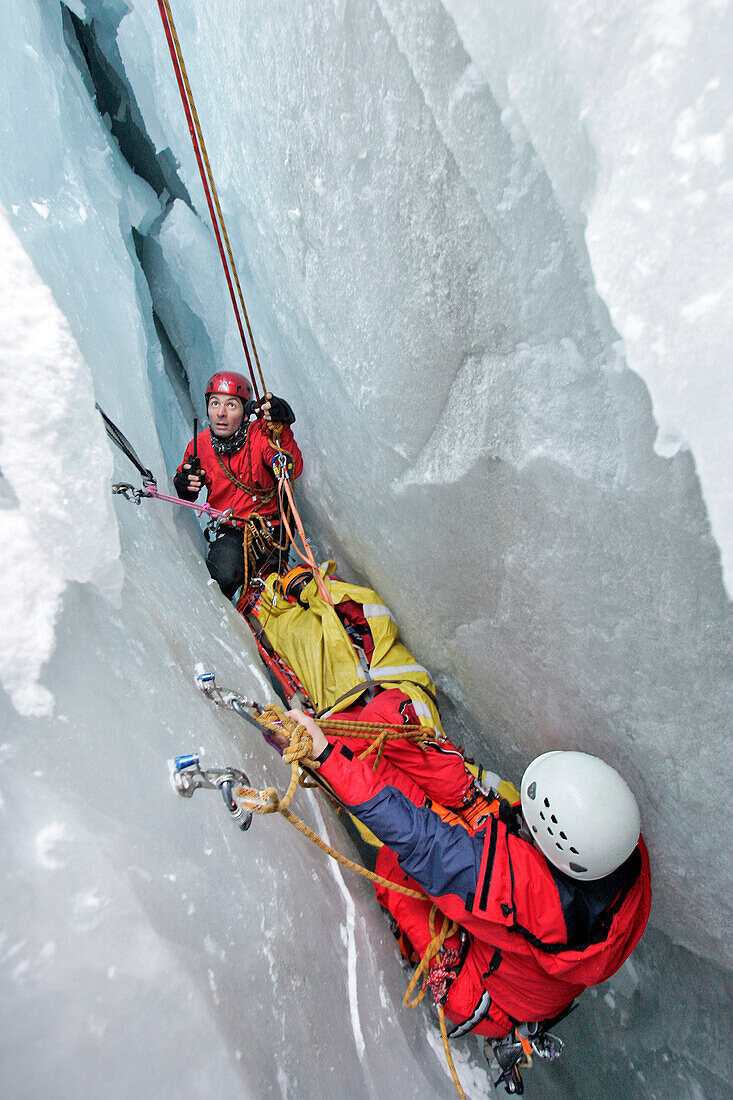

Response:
(423, 945), (462, 1005)
(282, 721), (314, 765)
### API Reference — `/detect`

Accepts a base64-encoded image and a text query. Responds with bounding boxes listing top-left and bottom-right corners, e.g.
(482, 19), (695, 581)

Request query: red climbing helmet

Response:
(205, 371), (253, 403)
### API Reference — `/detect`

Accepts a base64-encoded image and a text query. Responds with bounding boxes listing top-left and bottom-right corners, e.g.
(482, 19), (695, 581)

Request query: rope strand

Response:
(232, 705), (424, 899)
(156, 0), (265, 397)
(230, 702), (469, 1098)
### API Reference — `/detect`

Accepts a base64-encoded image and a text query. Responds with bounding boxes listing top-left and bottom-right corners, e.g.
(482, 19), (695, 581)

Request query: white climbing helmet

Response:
(520, 751), (641, 882)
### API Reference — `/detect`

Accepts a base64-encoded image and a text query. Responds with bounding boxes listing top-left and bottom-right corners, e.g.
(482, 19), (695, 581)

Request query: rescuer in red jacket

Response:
(292, 708), (651, 1046)
(174, 371), (303, 597)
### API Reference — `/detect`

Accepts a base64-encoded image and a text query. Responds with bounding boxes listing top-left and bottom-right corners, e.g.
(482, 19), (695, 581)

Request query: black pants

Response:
(206, 523), (285, 600)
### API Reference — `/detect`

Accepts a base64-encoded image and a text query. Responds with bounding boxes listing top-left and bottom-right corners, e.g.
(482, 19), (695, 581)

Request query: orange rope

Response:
(276, 478), (334, 606)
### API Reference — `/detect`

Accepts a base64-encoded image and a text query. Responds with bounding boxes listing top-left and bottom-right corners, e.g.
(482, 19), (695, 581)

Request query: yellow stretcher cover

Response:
(256, 562), (445, 735)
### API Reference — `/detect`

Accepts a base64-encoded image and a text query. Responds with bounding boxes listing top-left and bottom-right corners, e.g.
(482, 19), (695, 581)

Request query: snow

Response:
(0, 206), (121, 716)
(1, 0), (732, 1098)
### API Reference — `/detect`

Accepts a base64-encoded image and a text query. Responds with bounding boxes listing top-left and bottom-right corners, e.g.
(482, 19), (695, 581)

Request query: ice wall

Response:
(116, 0), (732, 965)
(1, 1), (732, 1098)
(0, 4), (472, 1098)
(444, 0), (733, 586)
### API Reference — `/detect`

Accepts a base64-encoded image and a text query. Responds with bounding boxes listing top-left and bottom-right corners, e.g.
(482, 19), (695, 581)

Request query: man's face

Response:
(208, 393), (244, 438)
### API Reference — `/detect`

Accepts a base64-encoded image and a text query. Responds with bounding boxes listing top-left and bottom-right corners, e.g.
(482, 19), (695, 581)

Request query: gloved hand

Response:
(174, 461), (206, 499)
(257, 393), (295, 424)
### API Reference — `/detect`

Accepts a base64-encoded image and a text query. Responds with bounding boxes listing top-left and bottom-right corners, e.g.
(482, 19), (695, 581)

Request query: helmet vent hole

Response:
(539, 811), (545, 821)
(543, 798), (550, 808)
(569, 861), (588, 874)
(570, 846), (579, 854)
(550, 814), (557, 823)
(532, 825), (538, 834)
(559, 831), (567, 840)
(547, 827), (554, 836)
(556, 842), (564, 850)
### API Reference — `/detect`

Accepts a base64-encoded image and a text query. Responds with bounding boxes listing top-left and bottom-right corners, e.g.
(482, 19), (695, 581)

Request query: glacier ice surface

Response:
(1, 1), (732, 1097)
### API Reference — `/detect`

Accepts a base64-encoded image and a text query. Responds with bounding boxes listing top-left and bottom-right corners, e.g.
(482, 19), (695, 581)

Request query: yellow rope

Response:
(439, 1005), (468, 1100)
(402, 906), (467, 1100)
(319, 715), (433, 770)
(403, 905), (458, 1008)
(233, 706), (424, 898)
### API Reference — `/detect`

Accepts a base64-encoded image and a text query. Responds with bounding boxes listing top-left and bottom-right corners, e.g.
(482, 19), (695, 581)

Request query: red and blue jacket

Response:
(319, 741), (651, 1036)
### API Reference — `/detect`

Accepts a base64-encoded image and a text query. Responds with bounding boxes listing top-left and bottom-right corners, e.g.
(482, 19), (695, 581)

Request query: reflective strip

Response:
(411, 701), (433, 720)
(371, 664), (431, 678)
(362, 603), (395, 621)
(448, 991), (492, 1038)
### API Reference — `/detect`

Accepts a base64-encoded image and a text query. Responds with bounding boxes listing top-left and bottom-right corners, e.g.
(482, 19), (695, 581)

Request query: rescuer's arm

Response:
(288, 710), (484, 906)
(257, 404), (304, 482)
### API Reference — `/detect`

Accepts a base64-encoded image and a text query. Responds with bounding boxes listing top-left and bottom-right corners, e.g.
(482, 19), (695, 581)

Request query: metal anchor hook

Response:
(170, 753), (253, 831)
(272, 452), (290, 481)
(204, 510), (234, 539)
(112, 482), (145, 505)
(195, 668), (293, 755)
(195, 668), (267, 724)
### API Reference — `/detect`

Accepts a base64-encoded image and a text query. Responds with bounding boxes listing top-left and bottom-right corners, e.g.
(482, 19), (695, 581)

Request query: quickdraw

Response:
(170, 753), (253, 832)
(488, 1022), (565, 1095)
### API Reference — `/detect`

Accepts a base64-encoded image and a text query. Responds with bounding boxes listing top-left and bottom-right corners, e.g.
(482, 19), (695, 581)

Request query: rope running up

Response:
(156, 0), (266, 399)
(276, 476), (335, 607)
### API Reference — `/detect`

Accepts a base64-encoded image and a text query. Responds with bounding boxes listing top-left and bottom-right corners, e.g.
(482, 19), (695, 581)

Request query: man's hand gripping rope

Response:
(231, 704), (426, 899)
(179, 684), (470, 1099)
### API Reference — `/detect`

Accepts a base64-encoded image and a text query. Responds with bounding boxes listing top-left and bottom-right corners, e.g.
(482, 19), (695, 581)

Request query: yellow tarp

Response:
(256, 562), (444, 735)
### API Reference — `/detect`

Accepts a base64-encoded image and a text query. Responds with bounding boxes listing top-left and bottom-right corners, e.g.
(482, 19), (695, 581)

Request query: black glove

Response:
(174, 462), (204, 500)
(243, 399), (258, 419)
(260, 394), (295, 424)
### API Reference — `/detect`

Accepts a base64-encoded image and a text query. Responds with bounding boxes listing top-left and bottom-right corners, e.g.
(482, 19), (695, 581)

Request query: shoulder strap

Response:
(315, 676), (441, 719)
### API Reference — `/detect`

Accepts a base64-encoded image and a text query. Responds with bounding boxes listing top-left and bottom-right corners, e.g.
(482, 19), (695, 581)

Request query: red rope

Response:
(155, 0), (261, 400)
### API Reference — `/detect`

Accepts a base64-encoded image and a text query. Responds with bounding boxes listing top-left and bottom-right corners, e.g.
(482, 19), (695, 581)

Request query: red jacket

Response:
(330, 688), (474, 810)
(320, 743), (651, 1036)
(176, 419), (303, 524)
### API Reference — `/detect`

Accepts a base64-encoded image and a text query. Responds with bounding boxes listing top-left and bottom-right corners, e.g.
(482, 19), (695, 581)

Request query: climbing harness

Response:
(155, 0), (265, 399)
(206, 443), (293, 592)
